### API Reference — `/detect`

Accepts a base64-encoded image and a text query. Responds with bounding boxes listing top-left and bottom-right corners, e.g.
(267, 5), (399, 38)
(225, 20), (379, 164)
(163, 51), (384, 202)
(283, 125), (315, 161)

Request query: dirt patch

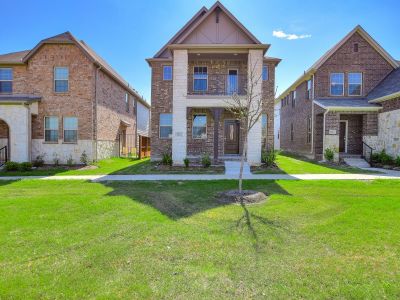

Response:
(216, 190), (267, 205)
(152, 164), (224, 174)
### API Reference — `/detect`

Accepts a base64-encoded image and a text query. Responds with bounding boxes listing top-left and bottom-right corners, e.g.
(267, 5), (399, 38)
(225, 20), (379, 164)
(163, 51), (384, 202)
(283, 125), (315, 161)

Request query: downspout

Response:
(93, 65), (102, 161)
(322, 109), (329, 161)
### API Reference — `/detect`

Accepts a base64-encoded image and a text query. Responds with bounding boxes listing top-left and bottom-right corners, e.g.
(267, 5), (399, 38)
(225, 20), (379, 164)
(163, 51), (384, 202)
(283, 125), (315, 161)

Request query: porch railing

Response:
(0, 146), (8, 167)
(187, 74), (247, 96)
(362, 141), (373, 164)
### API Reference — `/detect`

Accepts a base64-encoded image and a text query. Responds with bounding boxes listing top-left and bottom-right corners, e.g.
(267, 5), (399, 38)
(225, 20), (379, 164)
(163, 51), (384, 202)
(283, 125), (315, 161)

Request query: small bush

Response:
(183, 158), (190, 168)
(379, 149), (393, 165)
(324, 147), (335, 162)
(396, 156), (400, 167)
(32, 153), (45, 167)
(371, 152), (380, 163)
(80, 151), (89, 165)
(262, 150), (277, 166)
(201, 153), (211, 168)
(161, 152), (173, 166)
(4, 161), (19, 172)
(52, 153), (60, 166)
(20, 162), (32, 171)
(67, 155), (74, 166)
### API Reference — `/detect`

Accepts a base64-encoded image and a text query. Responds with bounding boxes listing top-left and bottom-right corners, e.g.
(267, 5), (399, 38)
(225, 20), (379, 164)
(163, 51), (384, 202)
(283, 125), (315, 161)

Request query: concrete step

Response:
(343, 157), (370, 168)
(224, 161), (251, 176)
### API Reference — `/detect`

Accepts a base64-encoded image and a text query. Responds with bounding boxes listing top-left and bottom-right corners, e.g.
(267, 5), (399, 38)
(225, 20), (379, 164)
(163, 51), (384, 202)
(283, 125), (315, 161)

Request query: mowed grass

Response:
(254, 153), (379, 174)
(0, 157), (223, 176)
(1, 179), (399, 298)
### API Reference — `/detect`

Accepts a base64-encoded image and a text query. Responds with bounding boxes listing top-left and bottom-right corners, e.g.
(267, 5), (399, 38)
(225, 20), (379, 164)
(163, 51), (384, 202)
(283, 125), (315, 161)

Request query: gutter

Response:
(368, 91), (400, 103)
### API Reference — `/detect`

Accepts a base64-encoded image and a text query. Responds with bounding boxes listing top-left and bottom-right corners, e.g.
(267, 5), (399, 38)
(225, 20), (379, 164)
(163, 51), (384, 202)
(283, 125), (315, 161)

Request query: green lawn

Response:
(1, 179), (399, 298)
(0, 157), (224, 176)
(253, 153), (379, 174)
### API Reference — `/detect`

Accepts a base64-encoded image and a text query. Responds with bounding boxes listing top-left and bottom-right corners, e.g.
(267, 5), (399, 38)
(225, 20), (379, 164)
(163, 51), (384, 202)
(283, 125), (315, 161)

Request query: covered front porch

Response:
(313, 99), (381, 162)
(0, 95), (41, 163)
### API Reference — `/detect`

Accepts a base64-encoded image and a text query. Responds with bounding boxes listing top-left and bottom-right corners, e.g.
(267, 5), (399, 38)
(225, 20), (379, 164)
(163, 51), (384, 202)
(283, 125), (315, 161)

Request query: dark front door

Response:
(339, 121), (346, 153)
(224, 120), (240, 154)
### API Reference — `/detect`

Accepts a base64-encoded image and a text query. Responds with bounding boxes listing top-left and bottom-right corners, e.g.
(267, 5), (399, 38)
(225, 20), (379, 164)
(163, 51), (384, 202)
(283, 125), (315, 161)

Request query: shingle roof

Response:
(314, 98), (381, 110)
(0, 50), (30, 64)
(367, 68), (400, 101)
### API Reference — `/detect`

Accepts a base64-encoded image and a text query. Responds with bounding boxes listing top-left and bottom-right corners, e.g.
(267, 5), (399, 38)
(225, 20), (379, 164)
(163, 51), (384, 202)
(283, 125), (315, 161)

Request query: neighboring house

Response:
(146, 1), (280, 165)
(0, 32), (150, 164)
(276, 25), (400, 162)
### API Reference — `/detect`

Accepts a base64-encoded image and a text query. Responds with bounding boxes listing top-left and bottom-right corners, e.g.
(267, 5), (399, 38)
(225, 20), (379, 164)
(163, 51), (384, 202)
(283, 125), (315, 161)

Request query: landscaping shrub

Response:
(32, 153), (45, 167)
(80, 151), (89, 165)
(4, 161), (19, 172)
(161, 152), (173, 166)
(262, 150), (277, 166)
(201, 153), (211, 168)
(395, 156), (400, 167)
(379, 149), (393, 165)
(324, 147), (335, 162)
(53, 153), (60, 166)
(183, 158), (190, 168)
(20, 162), (32, 171)
(67, 155), (74, 166)
(371, 152), (380, 163)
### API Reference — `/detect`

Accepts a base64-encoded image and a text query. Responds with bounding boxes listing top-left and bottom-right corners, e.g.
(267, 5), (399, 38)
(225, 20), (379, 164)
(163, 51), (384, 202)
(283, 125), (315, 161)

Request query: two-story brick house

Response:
(0, 32), (150, 164)
(276, 25), (400, 162)
(147, 1), (280, 165)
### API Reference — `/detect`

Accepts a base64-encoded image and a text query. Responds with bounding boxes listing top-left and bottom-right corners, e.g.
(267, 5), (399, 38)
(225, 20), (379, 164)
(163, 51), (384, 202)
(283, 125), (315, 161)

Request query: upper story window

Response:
(0, 68), (13, 93)
(262, 65), (269, 81)
(306, 79), (312, 99)
(261, 114), (267, 138)
(330, 73), (344, 96)
(292, 91), (296, 108)
(348, 73), (362, 96)
(159, 113), (172, 139)
(45, 116), (59, 143)
(192, 115), (207, 139)
(125, 93), (129, 112)
(353, 43), (359, 53)
(163, 65), (172, 80)
(193, 66), (208, 92)
(63, 117), (78, 143)
(54, 67), (69, 93)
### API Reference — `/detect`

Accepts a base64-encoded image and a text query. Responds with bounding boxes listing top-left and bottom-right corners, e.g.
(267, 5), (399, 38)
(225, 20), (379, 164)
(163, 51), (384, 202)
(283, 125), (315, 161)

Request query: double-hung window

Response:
(348, 73), (362, 96)
(330, 73), (344, 96)
(193, 66), (207, 92)
(192, 115), (207, 139)
(306, 79), (312, 99)
(159, 113), (172, 139)
(125, 93), (129, 112)
(307, 117), (312, 144)
(261, 114), (267, 139)
(262, 65), (269, 81)
(64, 117), (78, 143)
(292, 91), (296, 108)
(45, 116), (59, 142)
(54, 67), (69, 92)
(0, 68), (13, 93)
(163, 66), (172, 80)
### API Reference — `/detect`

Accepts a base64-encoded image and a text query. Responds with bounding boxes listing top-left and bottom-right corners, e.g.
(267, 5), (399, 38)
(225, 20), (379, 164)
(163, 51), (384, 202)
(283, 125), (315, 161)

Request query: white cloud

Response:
(272, 30), (311, 40)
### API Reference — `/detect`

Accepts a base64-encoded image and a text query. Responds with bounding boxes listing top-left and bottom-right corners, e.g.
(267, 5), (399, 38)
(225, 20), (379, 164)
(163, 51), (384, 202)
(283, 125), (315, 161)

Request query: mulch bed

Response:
(250, 163), (281, 173)
(216, 190), (267, 205)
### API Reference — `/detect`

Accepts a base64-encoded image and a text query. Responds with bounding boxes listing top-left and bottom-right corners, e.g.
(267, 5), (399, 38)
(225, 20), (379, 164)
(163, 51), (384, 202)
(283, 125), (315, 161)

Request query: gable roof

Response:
(150, 1), (263, 60)
(20, 32), (149, 108)
(0, 50), (30, 64)
(276, 25), (399, 103)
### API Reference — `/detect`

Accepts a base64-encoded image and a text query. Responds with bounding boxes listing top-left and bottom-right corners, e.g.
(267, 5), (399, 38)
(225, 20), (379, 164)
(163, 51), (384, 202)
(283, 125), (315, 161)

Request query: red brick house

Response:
(0, 32), (150, 164)
(276, 25), (400, 162)
(146, 1), (280, 165)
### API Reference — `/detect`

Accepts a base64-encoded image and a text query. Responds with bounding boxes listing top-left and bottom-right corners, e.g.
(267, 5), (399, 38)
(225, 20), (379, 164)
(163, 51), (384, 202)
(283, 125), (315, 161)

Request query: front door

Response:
(339, 121), (347, 153)
(224, 120), (240, 154)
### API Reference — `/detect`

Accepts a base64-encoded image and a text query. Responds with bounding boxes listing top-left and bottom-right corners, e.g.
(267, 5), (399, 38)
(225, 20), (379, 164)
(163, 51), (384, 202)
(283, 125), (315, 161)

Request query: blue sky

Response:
(1, 0), (399, 102)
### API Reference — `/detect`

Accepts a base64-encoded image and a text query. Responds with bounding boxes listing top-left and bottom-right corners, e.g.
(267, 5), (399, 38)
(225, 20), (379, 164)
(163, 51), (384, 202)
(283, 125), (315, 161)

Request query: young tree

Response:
(225, 58), (264, 193)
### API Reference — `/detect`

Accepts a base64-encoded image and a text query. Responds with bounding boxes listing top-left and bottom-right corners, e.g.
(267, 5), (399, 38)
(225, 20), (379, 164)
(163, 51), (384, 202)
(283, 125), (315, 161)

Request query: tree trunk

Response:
(239, 133), (248, 194)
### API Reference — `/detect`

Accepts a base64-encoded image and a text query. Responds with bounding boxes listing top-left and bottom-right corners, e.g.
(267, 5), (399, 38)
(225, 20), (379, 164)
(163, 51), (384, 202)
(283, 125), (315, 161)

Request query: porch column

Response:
(246, 49), (263, 165)
(211, 108), (223, 163)
(172, 49), (188, 165)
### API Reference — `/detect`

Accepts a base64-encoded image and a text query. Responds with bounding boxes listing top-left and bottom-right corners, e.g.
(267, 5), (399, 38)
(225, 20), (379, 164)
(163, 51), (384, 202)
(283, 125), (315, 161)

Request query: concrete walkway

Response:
(0, 170), (400, 181)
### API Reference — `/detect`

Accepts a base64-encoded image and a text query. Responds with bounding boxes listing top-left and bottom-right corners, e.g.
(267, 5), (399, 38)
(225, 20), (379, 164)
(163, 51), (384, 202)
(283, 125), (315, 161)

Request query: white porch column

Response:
(172, 49), (188, 165)
(0, 105), (31, 162)
(246, 49), (263, 165)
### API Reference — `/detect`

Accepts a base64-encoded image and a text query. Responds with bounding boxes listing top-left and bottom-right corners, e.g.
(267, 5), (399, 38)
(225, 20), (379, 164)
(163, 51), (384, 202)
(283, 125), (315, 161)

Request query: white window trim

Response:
(44, 116), (59, 143)
(63, 116), (78, 144)
(0, 68), (13, 93)
(192, 114), (207, 139)
(348, 72), (363, 96)
(159, 113), (172, 139)
(330, 73), (344, 96)
(54, 67), (69, 93)
(193, 66), (208, 92)
(162, 65), (173, 81)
